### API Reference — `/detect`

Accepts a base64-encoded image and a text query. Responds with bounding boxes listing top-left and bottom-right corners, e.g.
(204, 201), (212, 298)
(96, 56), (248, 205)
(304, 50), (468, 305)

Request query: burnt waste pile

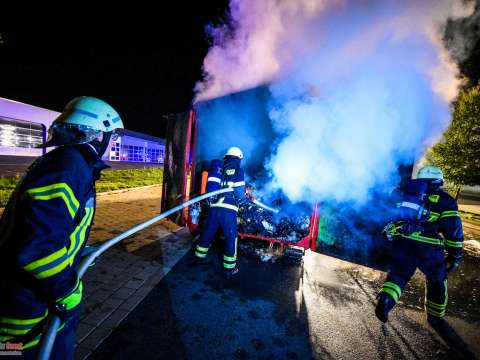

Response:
(238, 199), (312, 242)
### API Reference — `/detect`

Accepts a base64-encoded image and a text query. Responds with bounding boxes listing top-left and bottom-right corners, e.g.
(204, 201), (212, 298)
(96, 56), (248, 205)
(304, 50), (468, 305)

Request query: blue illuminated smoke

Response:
(195, 87), (276, 178)
(195, 0), (472, 208)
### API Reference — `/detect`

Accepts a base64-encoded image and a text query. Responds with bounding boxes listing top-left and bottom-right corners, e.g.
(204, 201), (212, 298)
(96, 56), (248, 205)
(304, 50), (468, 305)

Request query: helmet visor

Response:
(42, 123), (103, 147)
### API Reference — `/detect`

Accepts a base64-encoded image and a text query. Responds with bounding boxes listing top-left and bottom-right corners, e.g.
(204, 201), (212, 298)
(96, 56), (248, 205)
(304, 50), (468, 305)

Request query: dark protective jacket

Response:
(0, 144), (107, 347)
(210, 156), (245, 212)
(205, 159), (223, 193)
(398, 188), (464, 256)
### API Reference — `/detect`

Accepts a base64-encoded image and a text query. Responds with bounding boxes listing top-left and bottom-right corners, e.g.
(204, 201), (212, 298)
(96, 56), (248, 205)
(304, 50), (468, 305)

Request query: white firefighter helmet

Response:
(416, 166), (444, 181)
(225, 146), (243, 159)
(44, 96), (124, 147)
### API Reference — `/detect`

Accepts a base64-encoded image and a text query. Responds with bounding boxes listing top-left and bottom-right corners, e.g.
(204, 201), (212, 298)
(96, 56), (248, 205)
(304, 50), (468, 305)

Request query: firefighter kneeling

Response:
(375, 166), (464, 326)
(0, 97), (123, 359)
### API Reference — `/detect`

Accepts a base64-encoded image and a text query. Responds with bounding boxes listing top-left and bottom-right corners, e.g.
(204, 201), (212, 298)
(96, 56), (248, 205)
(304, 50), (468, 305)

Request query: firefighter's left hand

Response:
(446, 254), (461, 273)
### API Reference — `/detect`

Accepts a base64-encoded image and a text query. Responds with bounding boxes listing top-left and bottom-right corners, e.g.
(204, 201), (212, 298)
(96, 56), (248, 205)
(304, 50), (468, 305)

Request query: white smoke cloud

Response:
(195, 0), (474, 205)
(195, 0), (343, 102)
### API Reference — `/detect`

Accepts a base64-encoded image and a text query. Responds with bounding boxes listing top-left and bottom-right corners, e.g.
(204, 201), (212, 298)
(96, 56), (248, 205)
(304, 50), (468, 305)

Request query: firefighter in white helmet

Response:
(0, 97), (123, 358)
(376, 165), (464, 328)
(194, 146), (245, 278)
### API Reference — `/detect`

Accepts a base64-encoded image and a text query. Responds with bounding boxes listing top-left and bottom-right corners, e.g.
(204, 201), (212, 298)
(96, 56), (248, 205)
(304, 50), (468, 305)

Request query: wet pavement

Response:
(89, 244), (480, 360)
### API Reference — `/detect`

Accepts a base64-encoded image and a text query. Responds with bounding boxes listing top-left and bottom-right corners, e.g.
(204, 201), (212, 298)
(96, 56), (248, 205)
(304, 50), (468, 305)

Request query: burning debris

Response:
(238, 202), (310, 242)
(189, 192), (312, 246)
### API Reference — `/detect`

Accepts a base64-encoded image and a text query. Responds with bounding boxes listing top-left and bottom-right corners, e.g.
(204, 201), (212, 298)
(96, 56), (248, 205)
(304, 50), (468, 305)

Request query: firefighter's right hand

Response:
(446, 254), (461, 273)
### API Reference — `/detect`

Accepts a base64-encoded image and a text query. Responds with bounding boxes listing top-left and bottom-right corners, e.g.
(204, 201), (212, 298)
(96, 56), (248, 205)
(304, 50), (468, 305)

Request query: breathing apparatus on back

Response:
(383, 166), (444, 241)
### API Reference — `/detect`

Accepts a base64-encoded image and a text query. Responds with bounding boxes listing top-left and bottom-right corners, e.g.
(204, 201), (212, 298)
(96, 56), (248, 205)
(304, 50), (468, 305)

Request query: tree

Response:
(429, 84), (480, 198)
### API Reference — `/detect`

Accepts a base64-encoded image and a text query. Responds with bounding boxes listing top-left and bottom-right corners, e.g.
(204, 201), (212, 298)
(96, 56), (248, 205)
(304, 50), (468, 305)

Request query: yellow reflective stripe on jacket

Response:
(68, 207), (94, 264)
(23, 206), (94, 279)
(0, 310), (48, 336)
(30, 255), (71, 280)
(22, 336), (42, 350)
(440, 210), (460, 218)
(0, 310), (48, 326)
(23, 247), (67, 272)
(444, 239), (463, 248)
(21, 321), (65, 350)
(0, 322), (64, 350)
(402, 232), (443, 246)
(26, 183), (80, 219)
(211, 195), (239, 211)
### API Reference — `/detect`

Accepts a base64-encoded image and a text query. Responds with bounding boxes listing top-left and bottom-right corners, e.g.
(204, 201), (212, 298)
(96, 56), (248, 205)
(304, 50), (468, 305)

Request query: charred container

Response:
(161, 87), (319, 256)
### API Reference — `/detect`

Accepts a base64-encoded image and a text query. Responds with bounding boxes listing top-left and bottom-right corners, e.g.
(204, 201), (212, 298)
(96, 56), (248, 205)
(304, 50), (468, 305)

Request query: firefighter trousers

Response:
(380, 238), (448, 318)
(195, 207), (238, 270)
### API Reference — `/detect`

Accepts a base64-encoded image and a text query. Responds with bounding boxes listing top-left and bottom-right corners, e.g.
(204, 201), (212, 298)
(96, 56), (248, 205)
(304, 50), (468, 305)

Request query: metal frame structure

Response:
(167, 109), (320, 253)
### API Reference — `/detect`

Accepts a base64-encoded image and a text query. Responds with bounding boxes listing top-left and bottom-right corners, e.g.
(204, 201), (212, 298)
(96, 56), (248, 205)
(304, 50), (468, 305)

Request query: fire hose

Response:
(37, 187), (234, 360)
(246, 188), (279, 214)
(252, 199), (279, 214)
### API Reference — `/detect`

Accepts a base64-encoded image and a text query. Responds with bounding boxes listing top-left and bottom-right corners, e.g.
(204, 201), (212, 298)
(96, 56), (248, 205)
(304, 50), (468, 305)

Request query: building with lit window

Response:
(0, 97), (164, 172)
(108, 129), (165, 164)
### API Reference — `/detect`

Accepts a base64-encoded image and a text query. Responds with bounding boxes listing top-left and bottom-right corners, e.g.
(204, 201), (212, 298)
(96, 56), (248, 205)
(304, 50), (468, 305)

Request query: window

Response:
(109, 142), (121, 161)
(0, 117), (44, 148)
(122, 144), (145, 162)
(146, 148), (160, 163)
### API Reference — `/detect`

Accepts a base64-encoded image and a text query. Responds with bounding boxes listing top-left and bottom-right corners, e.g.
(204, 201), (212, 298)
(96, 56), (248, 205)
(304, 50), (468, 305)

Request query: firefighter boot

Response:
(375, 293), (396, 323)
(223, 267), (239, 279)
(190, 249), (208, 266)
(427, 314), (448, 329)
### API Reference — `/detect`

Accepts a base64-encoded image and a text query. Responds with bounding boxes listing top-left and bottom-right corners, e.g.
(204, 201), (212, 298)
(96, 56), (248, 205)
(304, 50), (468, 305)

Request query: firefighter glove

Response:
(445, 254), (461, 273)
(53, 279), (83, 321)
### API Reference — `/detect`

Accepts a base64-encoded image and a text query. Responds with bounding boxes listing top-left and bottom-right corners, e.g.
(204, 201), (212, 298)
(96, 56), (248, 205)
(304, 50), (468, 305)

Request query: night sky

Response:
(0, 3), (229, 138)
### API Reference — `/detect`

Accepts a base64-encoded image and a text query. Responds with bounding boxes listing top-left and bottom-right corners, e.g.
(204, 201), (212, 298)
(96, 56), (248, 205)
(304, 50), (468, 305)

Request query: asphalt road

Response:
(90, 245), (479, 360)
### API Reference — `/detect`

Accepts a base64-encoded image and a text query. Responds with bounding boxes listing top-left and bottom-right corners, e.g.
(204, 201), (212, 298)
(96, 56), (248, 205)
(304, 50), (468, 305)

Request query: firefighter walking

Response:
(0, 97), (123, 358)
(194, 147), (246, 278)
(375, 166), (464, 326)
